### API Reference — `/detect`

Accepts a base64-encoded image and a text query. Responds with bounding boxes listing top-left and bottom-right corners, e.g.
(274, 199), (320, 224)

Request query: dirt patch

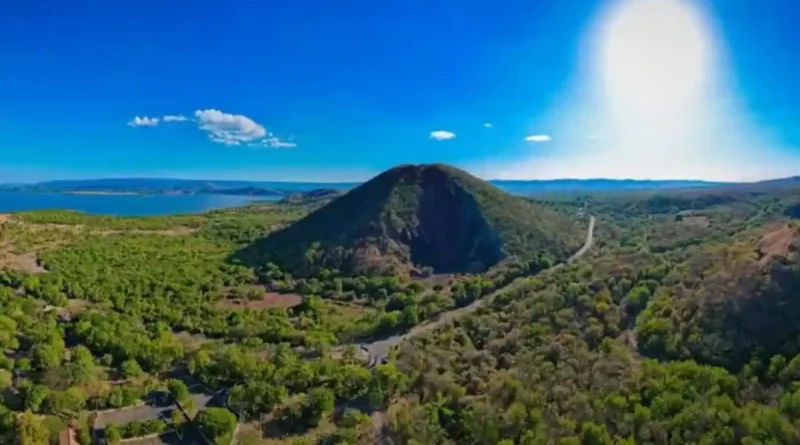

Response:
(757, 224), (799, 265)
(411, 273), (454, 287)
(174, 331), (216, 349)
(680, 215), (709, 228)
(0, 214), (10, 225)
(65, 298), (93, 313)
(216, 292), (303, 310)
(0, 251), (46, 273)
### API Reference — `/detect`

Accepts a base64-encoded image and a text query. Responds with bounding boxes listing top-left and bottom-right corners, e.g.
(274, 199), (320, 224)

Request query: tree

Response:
(581, 422), (613, 445)
(67, 345), (96, 384)
(30, 341), (63, 371)
(0, 316), (19, 350)
(229, 382), (287, 421)
(0, 369), (12, 390)
(19, 382), (49, 413)
(104, 423), (121, 444)
(121, 359), (143, 379)
(368, 363), (408, 408)
(167, 379), (189, 403)
(194, 408), (237, 445)
(303, 387), (335, 427)
(171, 408), (185, 427)
(14, 411), (48, 445)
(43, 387), (86, 415)
(0, 405), (13, 437)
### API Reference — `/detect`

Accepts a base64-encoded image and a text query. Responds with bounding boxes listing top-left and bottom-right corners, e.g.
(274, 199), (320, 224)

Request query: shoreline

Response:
(65, 190), (142, 196)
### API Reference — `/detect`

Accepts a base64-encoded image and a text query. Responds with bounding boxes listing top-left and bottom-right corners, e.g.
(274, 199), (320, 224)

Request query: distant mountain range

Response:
(0, 178), (358, 197)
(1, 175), (798, 197)
(0, 176), (737, 197)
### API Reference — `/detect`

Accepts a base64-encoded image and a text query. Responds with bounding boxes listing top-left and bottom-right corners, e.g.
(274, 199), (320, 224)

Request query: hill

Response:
(3, 176), (770, 197)
(0, 178), (356, 197)
(242, 163), (584, 276)
(280, 188), (345, 206)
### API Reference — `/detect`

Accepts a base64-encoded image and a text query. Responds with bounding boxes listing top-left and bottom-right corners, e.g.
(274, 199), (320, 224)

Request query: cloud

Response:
(524, 134), (551, 142)
(128, 109), (296, 148)
(483, 123), (493, 128)
(127, 116), (160, 127)
(194, 109), (268, 145)
(163, 115), (189, 122)
(267, 139), (297, 148)
(430, 130), (456, 140)
(586, 133), (603, 140)
(251, 137), (297, 149)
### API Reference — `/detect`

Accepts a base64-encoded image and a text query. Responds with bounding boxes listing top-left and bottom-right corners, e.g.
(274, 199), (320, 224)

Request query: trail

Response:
(353, 215), (596, 365)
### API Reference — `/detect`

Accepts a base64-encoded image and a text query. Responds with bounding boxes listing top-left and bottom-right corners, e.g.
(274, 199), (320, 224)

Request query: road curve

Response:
(352, 214), (596, 366)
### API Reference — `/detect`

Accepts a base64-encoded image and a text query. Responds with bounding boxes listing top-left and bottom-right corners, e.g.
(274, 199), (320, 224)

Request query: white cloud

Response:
(430, 130), (456, 140)
(251, 137), (297, 149)
(194, 109), (267, 145)
(128, 109), (296, 148)
(524, 134), (551, 142)
(483, 122), (493, 128)
(127, 116), (160, 127)
(163, 115), (189, 122)
(268, 139), (297, 148)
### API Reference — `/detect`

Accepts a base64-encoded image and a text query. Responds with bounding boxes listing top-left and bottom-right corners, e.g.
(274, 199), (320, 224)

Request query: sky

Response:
(1, 0), (799, 182)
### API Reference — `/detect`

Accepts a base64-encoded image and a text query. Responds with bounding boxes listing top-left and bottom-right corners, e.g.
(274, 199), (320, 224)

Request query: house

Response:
(58, 427), (78, 445)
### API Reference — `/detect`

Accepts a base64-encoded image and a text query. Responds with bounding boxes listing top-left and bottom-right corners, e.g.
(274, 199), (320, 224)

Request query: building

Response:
(58, 426), (78, 445)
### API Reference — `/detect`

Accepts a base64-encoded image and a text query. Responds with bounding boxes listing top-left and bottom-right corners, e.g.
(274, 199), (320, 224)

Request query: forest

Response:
(0, 177), (798, 445)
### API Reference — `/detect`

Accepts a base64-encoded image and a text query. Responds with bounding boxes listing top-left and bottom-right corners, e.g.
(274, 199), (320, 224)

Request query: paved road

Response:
(94, 392), (213, 436)
(352, 215), (596, 366)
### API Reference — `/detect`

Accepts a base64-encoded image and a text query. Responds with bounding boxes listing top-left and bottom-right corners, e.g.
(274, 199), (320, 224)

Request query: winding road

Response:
(352, 215), (596, 366)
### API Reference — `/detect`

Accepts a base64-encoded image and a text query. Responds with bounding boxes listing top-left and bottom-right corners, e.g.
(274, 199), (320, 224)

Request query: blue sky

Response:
(1, 0), (799, 182)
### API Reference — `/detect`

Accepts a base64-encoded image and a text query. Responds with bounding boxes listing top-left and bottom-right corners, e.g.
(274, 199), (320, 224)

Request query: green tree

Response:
(121, 359), (143, 379)
(581, 422), (613, 445)
(194, 408), (237, 445)
(19, 382), (49, 413)
(0, 369), (12, 390)
(0, 316), (19, 350)
(302, 387), (335, 427)
(167, 379), (189, 402)
(104, 423), (121, 444)
(14, 411), (49, 445)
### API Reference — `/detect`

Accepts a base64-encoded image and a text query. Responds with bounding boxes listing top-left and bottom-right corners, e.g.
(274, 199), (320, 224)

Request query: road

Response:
(352, 215), (596, 366)
(93, 391), (214, 445)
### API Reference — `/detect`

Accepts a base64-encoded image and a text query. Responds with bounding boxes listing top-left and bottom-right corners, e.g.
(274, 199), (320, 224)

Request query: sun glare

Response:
(595, 0), (716, 131)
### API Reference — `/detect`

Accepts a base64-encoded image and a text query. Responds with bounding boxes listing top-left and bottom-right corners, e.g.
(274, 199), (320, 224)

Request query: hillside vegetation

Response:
(243, 164), (583, 276)
(2, 173), (800, 445)
(387, 190), (800, 445)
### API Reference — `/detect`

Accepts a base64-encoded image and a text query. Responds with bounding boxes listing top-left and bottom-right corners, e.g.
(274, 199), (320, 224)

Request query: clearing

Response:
(757, 224), (799, 265)
(0, 250), (46, 274)
(216, 292), (303, 310)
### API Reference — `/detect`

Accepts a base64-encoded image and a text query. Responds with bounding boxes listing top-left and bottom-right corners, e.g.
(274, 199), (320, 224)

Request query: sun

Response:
(595, 0), (715, 119)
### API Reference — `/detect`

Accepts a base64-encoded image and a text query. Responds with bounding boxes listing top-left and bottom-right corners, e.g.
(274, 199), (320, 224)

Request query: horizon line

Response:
(3, 175), (796, 186)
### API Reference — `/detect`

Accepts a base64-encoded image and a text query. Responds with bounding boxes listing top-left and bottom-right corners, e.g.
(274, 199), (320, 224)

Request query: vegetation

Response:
(241, 164), (582, 276)
(0, 164), (799, 444)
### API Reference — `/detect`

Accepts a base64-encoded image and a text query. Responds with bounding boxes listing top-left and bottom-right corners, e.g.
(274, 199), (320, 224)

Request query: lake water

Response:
(0, 192), (279, 216)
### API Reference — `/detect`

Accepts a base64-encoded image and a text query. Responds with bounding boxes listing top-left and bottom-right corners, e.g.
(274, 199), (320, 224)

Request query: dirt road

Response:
(354, 215), (596, 365)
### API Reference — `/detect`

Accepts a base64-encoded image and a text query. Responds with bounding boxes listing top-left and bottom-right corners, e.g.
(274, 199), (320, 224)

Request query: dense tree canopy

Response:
(0, 182), (798, 444)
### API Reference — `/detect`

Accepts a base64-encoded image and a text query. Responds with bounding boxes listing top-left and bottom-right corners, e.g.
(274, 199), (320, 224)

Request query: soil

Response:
(757, 224), (799, 265)
(681, 215), (710, 228)
(216, 292), (303, 310)
(0, 251), (46, 274)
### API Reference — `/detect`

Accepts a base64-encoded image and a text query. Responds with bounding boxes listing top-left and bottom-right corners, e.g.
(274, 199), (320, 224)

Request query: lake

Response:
(0, 192), (279, 216)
